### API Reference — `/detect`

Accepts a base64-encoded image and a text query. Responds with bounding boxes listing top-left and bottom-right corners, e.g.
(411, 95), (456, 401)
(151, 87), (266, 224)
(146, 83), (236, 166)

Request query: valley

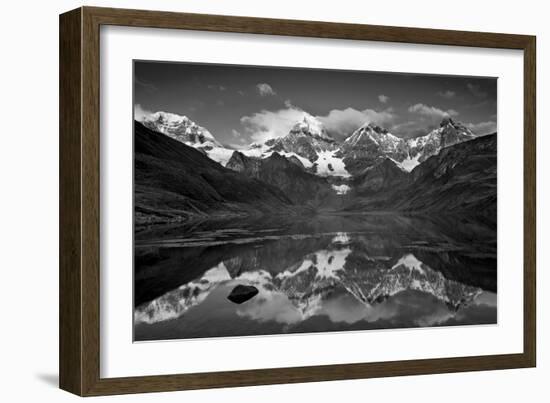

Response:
(135, 111), (496, 225)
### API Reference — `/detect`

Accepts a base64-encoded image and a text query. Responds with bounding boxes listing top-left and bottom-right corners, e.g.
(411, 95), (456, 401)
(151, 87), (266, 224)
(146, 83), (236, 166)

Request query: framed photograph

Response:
(59, 6), (536, 396)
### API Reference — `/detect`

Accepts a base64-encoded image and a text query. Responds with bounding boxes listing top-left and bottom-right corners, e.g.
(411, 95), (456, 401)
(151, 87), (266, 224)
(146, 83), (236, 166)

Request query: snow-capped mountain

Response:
(136, 110), (349, 177)
(339, 118), (478, 173)
(136, 109), (481, 196)
(264, 115), (337, 160)
(348, 133), (497, 214)
(337, 123), (409, 175)
(140, 111), (221, 146)
(137, 110), (234, 166)
(287, 113), (333, 141)
(342, 123), (406, 156)
(241, 114), (350, 178)
(406, 117), (476, 167)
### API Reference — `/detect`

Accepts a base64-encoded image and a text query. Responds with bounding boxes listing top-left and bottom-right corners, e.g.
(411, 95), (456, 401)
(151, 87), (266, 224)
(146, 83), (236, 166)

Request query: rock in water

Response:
(227, 285), (259, 304)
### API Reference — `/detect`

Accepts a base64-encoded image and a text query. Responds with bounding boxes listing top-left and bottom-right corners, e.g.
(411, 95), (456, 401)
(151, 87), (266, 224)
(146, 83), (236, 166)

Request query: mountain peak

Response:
(138, 109), (221, 147)
(361, 122), (389, 134)
(150, 110), (190, 124)
(438, 118), (476, 148)
(438, 118), (475, 136)
(344, 122), (398, 147)
(289, 113), (333, 141)
(440, 117), (455, 127)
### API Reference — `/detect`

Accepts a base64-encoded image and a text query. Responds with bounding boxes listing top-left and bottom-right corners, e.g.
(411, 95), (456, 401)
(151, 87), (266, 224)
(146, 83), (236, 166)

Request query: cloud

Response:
(465, 121), (497, 135)
(231, 129), (242, 138)
(388, 120), (437, 138)
(400, 103), (460, 137)
(256, 83), (276, 96)
(437, 90), (456, 99)
(241, 104), (398, 143)
(134, 77), (157, 92)
(317, 107), (397, 140)
(408, 103), (459, 119)
(134, 104), (152, 121)
(467, 83), (487, 98)
(390, 120), (419, 133)
(227, 139), (248, 149)
(207, 84), (227, 91)
(464, 99), (489, 109)
(378, 94), (390, 103)
(241, 106), (306, 143)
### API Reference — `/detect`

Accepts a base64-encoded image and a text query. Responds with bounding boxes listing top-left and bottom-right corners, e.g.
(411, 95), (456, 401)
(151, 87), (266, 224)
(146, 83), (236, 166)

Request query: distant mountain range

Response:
(134, 109), (496, 224)
(138, 110), (477, 175)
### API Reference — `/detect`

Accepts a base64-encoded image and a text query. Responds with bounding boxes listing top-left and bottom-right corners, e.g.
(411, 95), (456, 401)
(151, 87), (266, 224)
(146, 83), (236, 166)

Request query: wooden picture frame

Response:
(59, 6), (536, 396)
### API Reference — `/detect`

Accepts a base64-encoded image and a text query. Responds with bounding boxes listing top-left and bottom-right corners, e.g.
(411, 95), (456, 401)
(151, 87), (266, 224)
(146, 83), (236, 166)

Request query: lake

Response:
(134, 213), (497, 341)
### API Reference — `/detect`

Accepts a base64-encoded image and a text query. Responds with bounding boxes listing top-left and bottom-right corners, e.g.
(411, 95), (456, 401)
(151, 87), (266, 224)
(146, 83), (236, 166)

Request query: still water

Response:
(134, 214), (496, 341)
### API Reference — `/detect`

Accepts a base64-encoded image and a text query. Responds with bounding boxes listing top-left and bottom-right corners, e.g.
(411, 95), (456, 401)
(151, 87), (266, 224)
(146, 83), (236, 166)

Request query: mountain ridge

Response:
(136, 108), (481, 178)
(134, 121), (312, 225)
(134, 109), (495, 219)
(345, 133), (497, 217)
(226, 150), (334, 205)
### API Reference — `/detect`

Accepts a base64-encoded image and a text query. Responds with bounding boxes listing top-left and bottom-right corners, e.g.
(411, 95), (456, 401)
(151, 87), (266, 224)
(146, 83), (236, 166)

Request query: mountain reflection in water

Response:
(134, 214), (496, 341)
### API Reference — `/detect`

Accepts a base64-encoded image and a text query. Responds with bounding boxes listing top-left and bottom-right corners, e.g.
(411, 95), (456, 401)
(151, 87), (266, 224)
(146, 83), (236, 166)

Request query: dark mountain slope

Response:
(353, 158), (409, 196)
(134, 121), (295, 224)
(400, 133), (497, 214)
(345, 134), (497, 217)
(226, 151), (333, 205)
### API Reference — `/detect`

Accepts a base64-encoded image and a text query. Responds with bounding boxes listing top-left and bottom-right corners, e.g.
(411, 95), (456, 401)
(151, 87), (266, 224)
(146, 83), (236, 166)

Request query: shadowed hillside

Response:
(134, 121), (301, 225)
(345, 134), (497, 218)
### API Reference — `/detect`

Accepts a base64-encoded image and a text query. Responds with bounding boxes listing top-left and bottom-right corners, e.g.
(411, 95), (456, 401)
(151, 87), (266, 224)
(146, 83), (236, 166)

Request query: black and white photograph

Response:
(133, 61), (498, 341)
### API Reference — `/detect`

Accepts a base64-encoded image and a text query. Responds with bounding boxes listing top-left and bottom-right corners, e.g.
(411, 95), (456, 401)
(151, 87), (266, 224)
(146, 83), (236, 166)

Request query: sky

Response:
(134, 60), (497, 148)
